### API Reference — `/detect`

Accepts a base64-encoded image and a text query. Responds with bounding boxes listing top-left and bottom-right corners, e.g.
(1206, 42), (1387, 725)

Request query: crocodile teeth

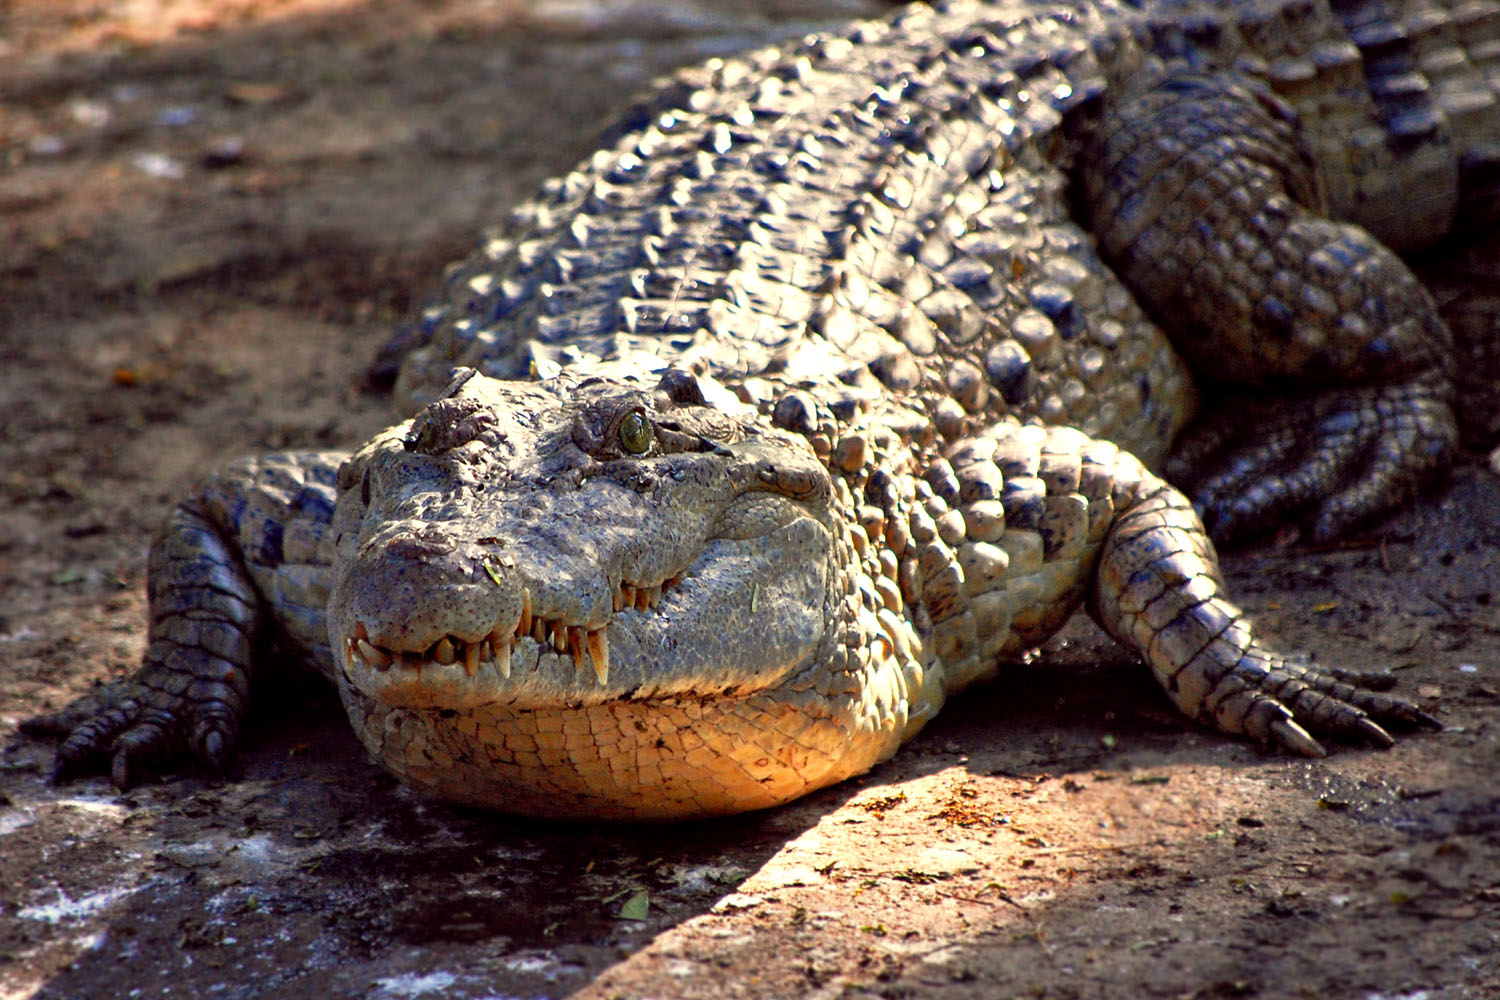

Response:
(351, 625), (609, 685)
(586, 628), (609, 684)
(356, 638), (391, 671)
(613, 576), (676, 615)
(348, 572), (677, 682)
(517, 587), (533, 638)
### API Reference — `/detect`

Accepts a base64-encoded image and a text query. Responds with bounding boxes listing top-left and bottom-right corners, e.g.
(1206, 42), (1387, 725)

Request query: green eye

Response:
(403, 413), (438, 454)
(618, 411), (652, 454)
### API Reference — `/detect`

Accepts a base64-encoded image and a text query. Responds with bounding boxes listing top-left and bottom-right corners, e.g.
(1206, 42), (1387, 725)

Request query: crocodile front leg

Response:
(1092, 461), (1439, 754)
(1077, 70), (1458, 544)
(909, 421), (1434, 754)
(23, 452), (344, 787)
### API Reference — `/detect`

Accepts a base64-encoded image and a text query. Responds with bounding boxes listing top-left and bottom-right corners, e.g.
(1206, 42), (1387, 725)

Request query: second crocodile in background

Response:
(30, 0), (1494, 819)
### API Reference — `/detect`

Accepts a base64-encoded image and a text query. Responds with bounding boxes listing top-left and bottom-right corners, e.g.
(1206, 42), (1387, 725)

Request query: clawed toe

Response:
(1265, 703), (1422, 757)
(1268, 716), (1326, 757)
(1400, 706), (1443, 731)
(1352, 716), (1395, 749)
(1266, 680), (1437, 755)
(198, 727), (232, 776)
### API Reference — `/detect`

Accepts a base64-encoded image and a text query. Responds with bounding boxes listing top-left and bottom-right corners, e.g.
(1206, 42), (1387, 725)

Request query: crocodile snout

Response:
(344, 527), (513, 655)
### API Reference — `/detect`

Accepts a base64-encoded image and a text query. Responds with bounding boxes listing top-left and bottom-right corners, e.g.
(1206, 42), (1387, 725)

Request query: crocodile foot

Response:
(1095, 471), (1441, 756)
(1165, 374), (1456, 546)
(20, 681), (232, 788)
(1241, 657), (1442, 756)
(24, 487), (275, 789)
(1178, 646), (1442, 758)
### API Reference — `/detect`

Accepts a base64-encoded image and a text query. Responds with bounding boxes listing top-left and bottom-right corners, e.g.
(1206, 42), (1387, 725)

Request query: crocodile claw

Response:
(1265, 703), (1422, 755)
(1353, 716), (1396, 749)
(199, 728), (231, 776)
(1268, 716), (1327, 758)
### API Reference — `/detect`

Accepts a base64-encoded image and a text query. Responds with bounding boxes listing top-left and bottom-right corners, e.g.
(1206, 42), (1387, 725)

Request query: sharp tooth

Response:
(646, 584), (662, 607)
(357, 639), (391, 670)
(621, 584), (636, 610)
(434, 637), (457, 665)
(586, 628), (609, 684)
(551, 620), (567, 652)
(613, 585), (625, 613)
(567, 626), (583, 663)
(494, 637), (512, 678)
(517, 588), (533, 637)
(634, 586), (651, 611)
(463, 640), (480, 676)
(532, 616), (547, 644)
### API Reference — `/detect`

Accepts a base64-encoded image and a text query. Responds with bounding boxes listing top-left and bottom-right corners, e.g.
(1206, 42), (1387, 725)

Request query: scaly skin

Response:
(30, 0), (1491, 818)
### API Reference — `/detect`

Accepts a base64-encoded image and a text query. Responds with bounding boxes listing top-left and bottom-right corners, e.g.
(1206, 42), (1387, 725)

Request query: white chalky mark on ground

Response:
(372, 971), (459, 997)
(19, 886), (135, 924)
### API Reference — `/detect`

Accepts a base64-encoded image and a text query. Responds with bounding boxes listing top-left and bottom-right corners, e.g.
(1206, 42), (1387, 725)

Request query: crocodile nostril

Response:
(402, 396), (497, 455)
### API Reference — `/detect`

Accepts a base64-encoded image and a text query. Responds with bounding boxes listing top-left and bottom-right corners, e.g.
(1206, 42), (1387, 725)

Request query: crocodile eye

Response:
(618, 410), (652, 454)
(403, 413), (439, 454)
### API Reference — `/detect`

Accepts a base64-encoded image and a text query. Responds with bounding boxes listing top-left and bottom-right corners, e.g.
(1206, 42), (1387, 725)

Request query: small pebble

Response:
(203, 137), (246, 168)
(133, 152), (185, 179)
(157, 106), (198, 127)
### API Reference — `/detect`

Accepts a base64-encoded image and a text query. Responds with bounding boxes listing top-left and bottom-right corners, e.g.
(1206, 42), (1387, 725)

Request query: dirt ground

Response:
(2, 2), (1498, 998)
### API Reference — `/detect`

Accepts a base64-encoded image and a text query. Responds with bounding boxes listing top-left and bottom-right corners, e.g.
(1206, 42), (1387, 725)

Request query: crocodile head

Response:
(326, 368), (908, 818)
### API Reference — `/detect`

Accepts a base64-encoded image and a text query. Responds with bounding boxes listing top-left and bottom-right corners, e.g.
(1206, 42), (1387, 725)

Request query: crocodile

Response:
(28, 0), (1494, 820)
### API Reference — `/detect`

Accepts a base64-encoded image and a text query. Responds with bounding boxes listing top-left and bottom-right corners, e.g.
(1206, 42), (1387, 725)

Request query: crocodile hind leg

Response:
(22, 452), (344, 787)
(1076, 70), (1458, 544)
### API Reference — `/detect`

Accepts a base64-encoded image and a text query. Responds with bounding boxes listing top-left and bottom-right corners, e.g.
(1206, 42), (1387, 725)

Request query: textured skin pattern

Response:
(31, 0), (1492, 818)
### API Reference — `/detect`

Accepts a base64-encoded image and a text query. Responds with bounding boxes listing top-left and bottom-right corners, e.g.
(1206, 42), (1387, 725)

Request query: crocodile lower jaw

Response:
(336, 679), (893, 820)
